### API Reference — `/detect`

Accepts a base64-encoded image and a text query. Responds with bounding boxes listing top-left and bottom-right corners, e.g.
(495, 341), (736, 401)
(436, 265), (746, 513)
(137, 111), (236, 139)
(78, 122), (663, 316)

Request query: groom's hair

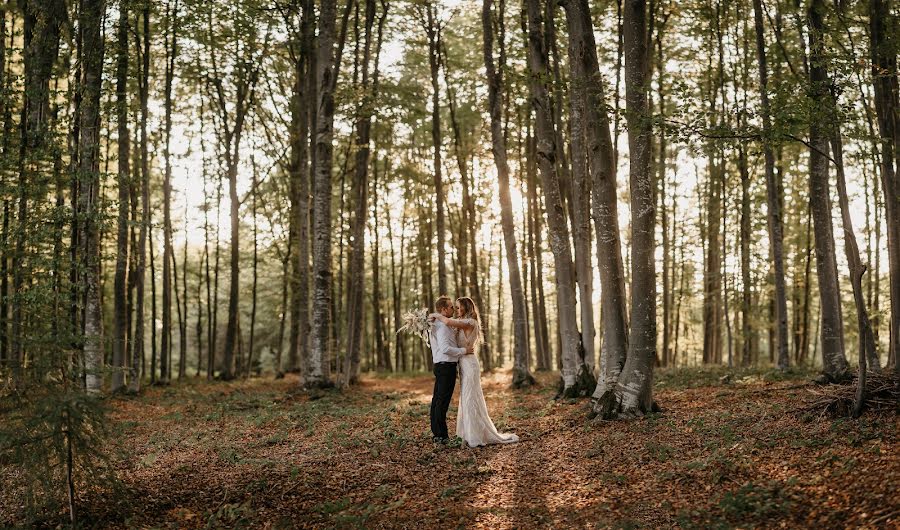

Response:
(435, 295), (453, 311)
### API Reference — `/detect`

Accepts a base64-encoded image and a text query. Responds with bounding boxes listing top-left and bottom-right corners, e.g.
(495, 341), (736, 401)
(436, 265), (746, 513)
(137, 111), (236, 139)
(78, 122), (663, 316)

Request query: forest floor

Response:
(8, 366), (900, 528)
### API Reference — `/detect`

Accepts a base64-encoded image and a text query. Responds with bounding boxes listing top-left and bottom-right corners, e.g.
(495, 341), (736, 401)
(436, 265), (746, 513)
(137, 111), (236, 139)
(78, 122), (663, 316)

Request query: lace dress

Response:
(455, 319), (519, 447)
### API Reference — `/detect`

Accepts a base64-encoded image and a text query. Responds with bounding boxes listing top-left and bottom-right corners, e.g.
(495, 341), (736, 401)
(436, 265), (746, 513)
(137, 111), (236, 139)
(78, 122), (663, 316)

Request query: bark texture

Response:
(308, 0), (338, 388)
(807, 0), (849, 382)
(597, 0), (657, 419)
(523, 0), (585, 395)
(483, 0), (534, 388)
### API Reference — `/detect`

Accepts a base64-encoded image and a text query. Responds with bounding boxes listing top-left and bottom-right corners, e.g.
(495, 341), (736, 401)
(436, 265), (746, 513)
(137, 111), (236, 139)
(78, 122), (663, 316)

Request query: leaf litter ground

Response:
(6, 367), (899, 528)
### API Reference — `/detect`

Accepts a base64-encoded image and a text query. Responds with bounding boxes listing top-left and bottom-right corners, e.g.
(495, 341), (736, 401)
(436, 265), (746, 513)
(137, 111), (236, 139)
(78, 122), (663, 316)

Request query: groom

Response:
(429, 295), (472, 444)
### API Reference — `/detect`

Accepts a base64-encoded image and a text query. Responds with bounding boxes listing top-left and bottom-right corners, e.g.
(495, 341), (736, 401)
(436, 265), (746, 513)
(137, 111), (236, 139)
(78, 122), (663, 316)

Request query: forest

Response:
(1, 0), (898, 526)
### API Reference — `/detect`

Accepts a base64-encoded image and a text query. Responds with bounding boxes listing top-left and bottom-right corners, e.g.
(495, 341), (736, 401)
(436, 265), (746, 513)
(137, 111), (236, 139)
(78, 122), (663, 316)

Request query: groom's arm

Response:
(436, 326), (467, 358)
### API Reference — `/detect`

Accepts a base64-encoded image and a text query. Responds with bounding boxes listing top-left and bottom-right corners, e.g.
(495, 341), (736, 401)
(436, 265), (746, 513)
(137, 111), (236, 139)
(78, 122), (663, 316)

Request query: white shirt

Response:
(430, 320), (466, 363)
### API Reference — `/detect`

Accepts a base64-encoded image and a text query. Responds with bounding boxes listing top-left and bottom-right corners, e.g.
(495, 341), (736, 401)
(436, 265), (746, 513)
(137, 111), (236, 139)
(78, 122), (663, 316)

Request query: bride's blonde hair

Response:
(456, 297), (484, 347)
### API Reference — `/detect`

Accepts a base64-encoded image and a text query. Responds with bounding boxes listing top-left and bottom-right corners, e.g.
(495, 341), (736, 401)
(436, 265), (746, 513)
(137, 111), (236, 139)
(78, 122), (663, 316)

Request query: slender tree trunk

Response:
(657, 26), (670, 367)
(807, 0), (849, 382)
(111, 4), (130, 392)
(289, 0), (313, 376)
(131, 4), (150, 392)
(218, 40), (260, 382)
(196, 248), (204, 377)
(751, 0), (790, 370)
(247, 156), (259, 378)
(371, 154), (391, 372)
(723, 160), (734, 368)
(703, 28), (723, 366)
(558, 0), (596, 376)
(79, 0), (106, 394)
(832, 133), (880, 374)
(308, 0), (339, 388)
(387, 182), (405, 372)
(276, 236), (291, 376)
(344, 0), (386, 386)
(738, 139), (752, 367)
(597, 0), (657, 419)
(484, 0), (533, 387)
(172, 233), (184, 379)
(523, 0), (585, 395)
(160, 0), (178, 385)
(150, 210), (158, 384)
(422, 2), (447, 296)
(559, 0), (627, 397)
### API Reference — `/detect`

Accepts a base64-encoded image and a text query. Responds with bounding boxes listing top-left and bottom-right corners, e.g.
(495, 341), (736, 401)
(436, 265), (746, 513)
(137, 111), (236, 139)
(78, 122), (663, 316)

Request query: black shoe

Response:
(432, 436), (449, 444)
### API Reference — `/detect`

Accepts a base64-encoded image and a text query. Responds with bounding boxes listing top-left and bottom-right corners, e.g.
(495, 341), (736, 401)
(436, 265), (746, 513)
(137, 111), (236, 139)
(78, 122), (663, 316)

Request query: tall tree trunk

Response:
(180, 209), (188, 377)
(247, 156), (259, 378)
(199, 87), (215, 380)
(344, 0), (385, 386)
(160, 0), (178, 384)
(752, 0), (790, 370)
(424, 2), (448, 296)
(371, 153), (391, 372)
(217, 26), (260, 382)
(703, 14), (723, 366)
(441, 45), (470, 295)
(526, 124), (551, 370)
(869, 0), (900, 372)
(807, 0), (849, 382)
(276, 236), (291, 376)
(559, 0), (596, 376)
(79, 0), (106, 394)
(597, 0), (656, 419)
(135, 5), (151, 389)
(657, 24), (670, 368)
(196, 248), (204, 377)
(559, 0), (627, 397)
(308, 0), (339, 388)
(111, 3), (130, 392)
(484, 0), (533, 387)
(832, 131), (881, 370)
(387, 180), (406, 372)
(289, 0), (313, 376)
(523, 0), (586, 396)
(150, 210), (158, 383)
(212, 177), (221, 376)
(172, 232), (184, 379)
(738, 139), (752, 367)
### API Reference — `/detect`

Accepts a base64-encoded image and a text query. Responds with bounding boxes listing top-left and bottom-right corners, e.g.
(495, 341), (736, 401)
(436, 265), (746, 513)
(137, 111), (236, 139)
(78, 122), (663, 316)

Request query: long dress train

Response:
(455, 319), (519, 447)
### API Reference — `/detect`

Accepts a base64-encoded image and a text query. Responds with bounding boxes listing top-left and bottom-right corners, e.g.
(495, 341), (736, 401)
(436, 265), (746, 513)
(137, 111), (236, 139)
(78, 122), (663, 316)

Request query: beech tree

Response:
(483, 0), (533, 388)
(307, 0), (339, 388)
(597, 0), (657, 418)
(523, 0), (589, 396)
(807, 0), (849, 382)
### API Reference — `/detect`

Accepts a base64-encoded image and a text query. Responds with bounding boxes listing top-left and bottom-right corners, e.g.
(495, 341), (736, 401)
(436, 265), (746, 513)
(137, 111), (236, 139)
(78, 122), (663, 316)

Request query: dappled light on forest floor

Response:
(4, 368), (897, 528)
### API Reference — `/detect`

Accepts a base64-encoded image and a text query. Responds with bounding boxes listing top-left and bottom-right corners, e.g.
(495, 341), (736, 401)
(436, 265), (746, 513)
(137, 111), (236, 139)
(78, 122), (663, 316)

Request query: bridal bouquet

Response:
(397, 308), (433, 342)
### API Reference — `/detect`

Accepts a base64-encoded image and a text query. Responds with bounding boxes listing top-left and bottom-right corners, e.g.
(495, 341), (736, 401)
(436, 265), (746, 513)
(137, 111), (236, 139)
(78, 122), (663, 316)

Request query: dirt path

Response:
(66, 370), (900, 528)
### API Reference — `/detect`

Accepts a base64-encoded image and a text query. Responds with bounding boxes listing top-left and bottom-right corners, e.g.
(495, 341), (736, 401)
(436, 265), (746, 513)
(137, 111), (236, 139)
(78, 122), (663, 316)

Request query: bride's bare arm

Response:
(430, 313), (475, 331)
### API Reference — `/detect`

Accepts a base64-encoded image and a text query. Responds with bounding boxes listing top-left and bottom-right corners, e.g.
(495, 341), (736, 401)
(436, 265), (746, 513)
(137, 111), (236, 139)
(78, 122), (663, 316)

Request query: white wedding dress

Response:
(455, 319), (519, 447)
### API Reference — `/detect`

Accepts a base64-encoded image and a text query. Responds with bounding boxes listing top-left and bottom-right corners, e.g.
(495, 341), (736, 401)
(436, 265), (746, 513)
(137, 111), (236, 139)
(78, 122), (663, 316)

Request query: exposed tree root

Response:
(512, 370), (536, 389)
(591, 388), (661, 420)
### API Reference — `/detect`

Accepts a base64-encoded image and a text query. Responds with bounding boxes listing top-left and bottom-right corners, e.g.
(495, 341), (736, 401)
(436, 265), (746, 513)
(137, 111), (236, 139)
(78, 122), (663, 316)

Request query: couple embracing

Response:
(428, 295), (519, 448)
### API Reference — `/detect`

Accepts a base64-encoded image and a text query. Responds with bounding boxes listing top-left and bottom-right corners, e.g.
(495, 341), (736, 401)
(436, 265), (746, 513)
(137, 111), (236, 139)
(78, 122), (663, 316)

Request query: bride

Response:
(432, 297), (519, 448)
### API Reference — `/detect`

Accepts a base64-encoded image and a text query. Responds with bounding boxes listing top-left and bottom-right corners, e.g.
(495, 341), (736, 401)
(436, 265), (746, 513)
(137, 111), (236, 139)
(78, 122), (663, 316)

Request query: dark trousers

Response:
(430, 362), (457, 439)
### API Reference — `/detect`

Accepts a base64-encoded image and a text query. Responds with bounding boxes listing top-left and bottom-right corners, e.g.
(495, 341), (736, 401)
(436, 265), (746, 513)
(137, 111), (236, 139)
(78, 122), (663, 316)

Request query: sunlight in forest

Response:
(2, 0), (898, 526)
